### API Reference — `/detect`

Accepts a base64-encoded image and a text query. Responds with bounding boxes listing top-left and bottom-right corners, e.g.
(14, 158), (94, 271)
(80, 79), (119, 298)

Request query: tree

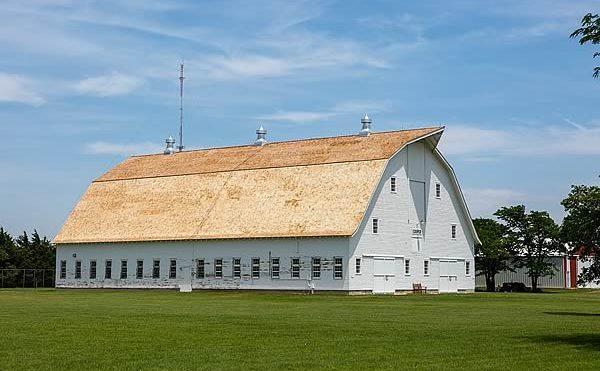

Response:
(571, 13), (600, 78)
(0, 227), (14, 269)
(494, 205), (563, 292)
(561, 184), (600, 285)
(473, 218), (512, 292)
(0, 227), (55, 270)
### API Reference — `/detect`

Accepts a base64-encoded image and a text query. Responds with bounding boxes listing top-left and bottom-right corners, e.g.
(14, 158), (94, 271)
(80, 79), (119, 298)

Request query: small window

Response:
(105, 260), (112, 279)
(423, 260), (429, 276)
(312, 257), (321, 279)
(252, 258), (260, 279)
(214, 259), (223, 279)
(271, 258), (280, 279)
(196, 259), (204, 279)
(120, 260), (128, 279)
(355, 258), (361, 274)
(153, 259), (160, 279)
(291, 258), (300, 278)
(372, 218), (379, 234)
(435, 183), (441, 199)
(390, 177), (397, 192)
(60, 260), (66, 279)
(404, 259), (411, 275)
(334, 257), (343, 279)
(136, 260), (143, 279)
(233, 258), (241, 278)
(90, 260), (97, 279)
(451, 224), (457, 239)
(465, 261), (471, 276)
(74, 260), (81, 279)
(169, 259), (177, 279)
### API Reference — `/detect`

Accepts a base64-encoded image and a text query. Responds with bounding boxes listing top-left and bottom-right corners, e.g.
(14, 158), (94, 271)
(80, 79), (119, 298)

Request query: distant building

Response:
(475, 255), (600, 289)
(54, 117), (479, 293)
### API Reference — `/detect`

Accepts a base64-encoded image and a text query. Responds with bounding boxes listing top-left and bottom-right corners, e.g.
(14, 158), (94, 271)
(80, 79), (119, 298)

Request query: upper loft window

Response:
(451, 224), (457, 240)
(372, 218), (379, 234)
(390, 177), (397, 193)
(435, 183), (441, 199)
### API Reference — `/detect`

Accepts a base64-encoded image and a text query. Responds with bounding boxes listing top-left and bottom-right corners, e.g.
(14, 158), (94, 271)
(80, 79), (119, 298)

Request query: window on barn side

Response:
(169, 259), (177, 279)
(435, 183), (441, 199)
(252, 258), (260, 279)
(233, 258), (241, 278)
(214, 259), (223, 279)
(120, 260), (128, 279)
(404, 259), (411, 276)
(372, 218), (379, 234)
(334, 257), (343, 279)
(451, 224), (457, 240)
(390, 177), (397, 193)
(196, 259), (204, 279)
(105, 260), (112, 279)
(60, 260), (66, 279)
(355, 258), (361, 274)
(136, 260), (143, 279)
(312, 257), (321, 279)
(90, 260), (96, 279)
(291, 258), (300, 278)
(423, 260), (429, 276)
(271, 258), (280, 279)
(153, 259), (160, 279)
(75, 260), (81, 279)
(465, 261), (471, 276)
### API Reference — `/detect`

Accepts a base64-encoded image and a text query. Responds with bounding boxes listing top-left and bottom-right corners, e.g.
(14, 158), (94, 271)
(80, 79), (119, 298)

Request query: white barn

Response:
(54, 117), (480, 293)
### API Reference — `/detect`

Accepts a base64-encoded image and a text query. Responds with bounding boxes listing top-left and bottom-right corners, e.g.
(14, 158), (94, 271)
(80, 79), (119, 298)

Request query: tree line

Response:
(475, 183), (600, 292)
(0, 228), (55, 270)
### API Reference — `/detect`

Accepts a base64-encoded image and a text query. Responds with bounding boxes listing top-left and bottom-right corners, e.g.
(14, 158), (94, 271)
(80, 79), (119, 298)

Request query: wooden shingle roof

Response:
(54, 127), (442, 244)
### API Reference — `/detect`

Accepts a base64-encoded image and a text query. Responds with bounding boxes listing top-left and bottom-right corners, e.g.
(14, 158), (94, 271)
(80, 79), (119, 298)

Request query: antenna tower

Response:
(178, 63), (185, 152)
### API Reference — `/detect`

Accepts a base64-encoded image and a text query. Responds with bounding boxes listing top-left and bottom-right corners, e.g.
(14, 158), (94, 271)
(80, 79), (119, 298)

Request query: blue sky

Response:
(1, 0), (599, 238)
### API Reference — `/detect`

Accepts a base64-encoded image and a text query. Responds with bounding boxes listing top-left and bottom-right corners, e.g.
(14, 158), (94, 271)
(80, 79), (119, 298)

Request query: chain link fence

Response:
(0, 269), (55, 288)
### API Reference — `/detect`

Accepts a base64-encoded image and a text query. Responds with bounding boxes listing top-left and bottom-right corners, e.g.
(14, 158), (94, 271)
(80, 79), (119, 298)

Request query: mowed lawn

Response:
(1, 290), (599, 370)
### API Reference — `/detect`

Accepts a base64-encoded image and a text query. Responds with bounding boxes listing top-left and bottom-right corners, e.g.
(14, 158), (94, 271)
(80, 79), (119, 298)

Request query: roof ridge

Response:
(93, 158), (387, 183)
(131, 126), (443, 158)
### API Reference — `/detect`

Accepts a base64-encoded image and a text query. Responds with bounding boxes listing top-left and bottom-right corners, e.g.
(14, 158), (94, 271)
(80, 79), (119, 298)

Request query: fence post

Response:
(42, 270), (45, 288)
(34, 270), (37, 289)
(1, 270), (3, 288)
(22, 269), (25, 288)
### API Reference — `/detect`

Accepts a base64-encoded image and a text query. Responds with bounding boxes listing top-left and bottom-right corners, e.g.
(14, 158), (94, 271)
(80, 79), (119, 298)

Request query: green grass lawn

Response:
(0, 289), (599, 370)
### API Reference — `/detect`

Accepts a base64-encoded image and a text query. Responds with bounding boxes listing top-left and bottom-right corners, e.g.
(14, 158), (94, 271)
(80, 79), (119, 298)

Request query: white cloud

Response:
(257, 110), (336, 124)
(0, 73), (45, 106)
(257, 100), (393, 124)
(74, 72), (143, 97)
(463, 188), (529, 218)
(85, 141), (161, 155)
(439, 123), (600, 157)
(332, 100), (393, 115)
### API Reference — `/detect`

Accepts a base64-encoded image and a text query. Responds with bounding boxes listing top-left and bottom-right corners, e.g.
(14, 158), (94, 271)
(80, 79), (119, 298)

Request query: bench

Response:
(413, 283), (427, 294)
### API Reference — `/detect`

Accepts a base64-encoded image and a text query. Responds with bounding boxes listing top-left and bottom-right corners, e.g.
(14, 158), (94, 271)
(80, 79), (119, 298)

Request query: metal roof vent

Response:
(164, 136), (176, 155)
(254, 125), (267, 146)
(359, 114), (372, 136)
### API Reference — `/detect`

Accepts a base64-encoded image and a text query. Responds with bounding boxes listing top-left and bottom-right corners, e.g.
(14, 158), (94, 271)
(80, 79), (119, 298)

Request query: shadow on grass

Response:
(544, 311), (600, 317)
(525, 334), (600, 352)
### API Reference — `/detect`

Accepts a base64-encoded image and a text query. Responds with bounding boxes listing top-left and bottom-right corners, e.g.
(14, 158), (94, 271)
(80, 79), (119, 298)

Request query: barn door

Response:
(373, 257), (395, 294)
(439, 260), (458, 293)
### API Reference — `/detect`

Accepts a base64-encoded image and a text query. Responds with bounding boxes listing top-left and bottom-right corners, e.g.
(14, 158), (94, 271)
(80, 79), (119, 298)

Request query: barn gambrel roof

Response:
(54, 127), (450, 244)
